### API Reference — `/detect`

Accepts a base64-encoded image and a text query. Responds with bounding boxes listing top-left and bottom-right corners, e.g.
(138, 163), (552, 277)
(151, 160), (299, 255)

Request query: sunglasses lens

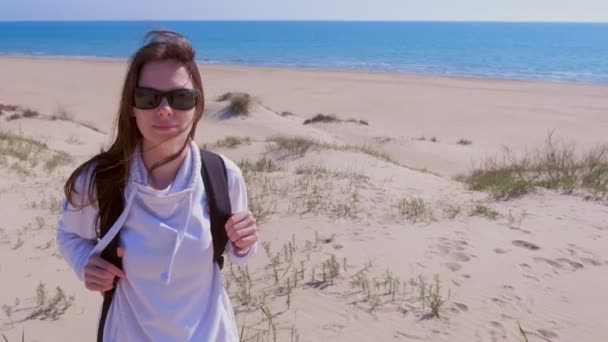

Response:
(133, 88), (199, 110)
(133, 88), (160, 109)
(168, 90), (198, 110)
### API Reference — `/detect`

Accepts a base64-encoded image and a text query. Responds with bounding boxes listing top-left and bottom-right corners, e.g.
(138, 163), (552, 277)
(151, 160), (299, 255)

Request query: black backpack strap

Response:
(97, 291), (114, 342)
(200, 149), (232, 270)
(95, 167), (125, 342)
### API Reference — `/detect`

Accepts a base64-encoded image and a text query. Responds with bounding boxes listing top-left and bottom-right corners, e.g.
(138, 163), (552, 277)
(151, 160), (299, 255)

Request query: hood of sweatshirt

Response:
(90, 139), (203, 285)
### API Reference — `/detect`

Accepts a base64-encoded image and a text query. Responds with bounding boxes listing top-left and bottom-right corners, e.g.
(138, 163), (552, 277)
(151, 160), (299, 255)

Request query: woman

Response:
(56, 30), (258, 341)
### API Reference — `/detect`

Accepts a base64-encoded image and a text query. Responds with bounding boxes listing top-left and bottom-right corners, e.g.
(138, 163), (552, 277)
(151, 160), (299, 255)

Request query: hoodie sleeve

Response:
(222, 156), (258, 265)
(56, 167), (98, 282)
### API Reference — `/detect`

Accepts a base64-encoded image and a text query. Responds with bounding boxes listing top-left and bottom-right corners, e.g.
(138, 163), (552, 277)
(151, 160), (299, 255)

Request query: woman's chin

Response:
(143, 130), (186, 147)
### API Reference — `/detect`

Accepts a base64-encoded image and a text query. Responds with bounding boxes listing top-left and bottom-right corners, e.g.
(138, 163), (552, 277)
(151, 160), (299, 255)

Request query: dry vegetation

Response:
(303, 113), (368, 126)
(265, 135), (399, 166)
(217, 92), (254, 117)
(0, 131), (73, 177)
(224, 233), (451, 341)
(0, 104), (41, 122)
(459, 133), (608, 200)
(2, 283), (75, 341)
(203, 136), (252, 150)
(0, 103), (103, 133)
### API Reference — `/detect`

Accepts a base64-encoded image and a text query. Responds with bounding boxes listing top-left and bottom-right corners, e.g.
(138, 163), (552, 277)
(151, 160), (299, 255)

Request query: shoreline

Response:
(1, 54), (607, 178)
(1, 54), (607, 87)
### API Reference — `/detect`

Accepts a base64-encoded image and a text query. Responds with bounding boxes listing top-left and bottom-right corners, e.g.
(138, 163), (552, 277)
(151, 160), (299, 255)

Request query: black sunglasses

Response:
(133, 87), (200, 111)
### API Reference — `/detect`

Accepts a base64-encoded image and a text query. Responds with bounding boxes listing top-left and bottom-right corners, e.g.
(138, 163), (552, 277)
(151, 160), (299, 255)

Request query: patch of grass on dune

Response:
(0, 131), (47, 162)
(44, 152), (73, 172)
(303, 113), (369, 126)
(0, 131), (74, 175)
(238, 158), (283, 174)
(265, 135), (398, 164)
(303, 113), (341, 125)
(265, 136), (319, 157)
(204, 136), (252, 149)
(217, 92), (253, 116)
(459, 132), (608, 200)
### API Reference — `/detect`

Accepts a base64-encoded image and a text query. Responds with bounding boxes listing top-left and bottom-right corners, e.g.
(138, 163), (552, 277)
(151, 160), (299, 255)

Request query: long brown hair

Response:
(64, 30), (205, 238)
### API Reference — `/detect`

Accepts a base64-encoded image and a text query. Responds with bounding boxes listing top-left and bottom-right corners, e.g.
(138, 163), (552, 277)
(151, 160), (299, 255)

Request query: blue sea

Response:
(1, 21), (608, 84)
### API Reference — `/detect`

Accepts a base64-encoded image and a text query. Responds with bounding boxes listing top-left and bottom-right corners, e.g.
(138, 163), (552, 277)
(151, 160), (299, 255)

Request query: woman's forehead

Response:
(138, 60), (193, 90)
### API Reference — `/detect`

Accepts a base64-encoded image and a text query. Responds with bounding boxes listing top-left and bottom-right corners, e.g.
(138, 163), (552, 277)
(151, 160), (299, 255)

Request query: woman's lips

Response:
(152, 123), (177, 130)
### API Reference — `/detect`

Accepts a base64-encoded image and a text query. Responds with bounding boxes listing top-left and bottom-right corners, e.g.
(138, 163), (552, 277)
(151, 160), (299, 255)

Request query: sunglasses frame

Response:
(133, 86), (200, 110)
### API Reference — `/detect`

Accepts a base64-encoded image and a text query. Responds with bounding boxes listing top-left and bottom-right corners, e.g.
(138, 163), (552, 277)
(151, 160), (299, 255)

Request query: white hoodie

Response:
(56, 140), (257, 341)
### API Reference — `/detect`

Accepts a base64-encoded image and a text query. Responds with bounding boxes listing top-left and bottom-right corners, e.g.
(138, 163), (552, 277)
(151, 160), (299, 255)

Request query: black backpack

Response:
(96, 149), (231, 342)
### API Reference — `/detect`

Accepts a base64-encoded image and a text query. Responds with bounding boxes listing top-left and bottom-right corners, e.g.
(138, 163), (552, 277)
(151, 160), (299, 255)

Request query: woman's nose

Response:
(156, 97), (173, 116)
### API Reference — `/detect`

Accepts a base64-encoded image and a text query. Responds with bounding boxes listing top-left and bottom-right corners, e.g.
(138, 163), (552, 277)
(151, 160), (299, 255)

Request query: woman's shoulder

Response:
(218, 154), (243, 178)
(74, 161), (98, 187)
(215, 154), (248, 208)
(63, 159), (99, 207)
(197, 148), (244, 184)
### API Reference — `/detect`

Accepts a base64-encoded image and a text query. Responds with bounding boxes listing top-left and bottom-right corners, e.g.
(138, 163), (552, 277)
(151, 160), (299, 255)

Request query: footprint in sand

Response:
(538, 329), (559, 339)
(534, 257), (562, 269)
(556, 258), (584, 270)
(488, 321), (507, 340)
(437, 244), (451, 255)
(436, 238), (470, 256)
(523, 274), (540, 282)
(581, 257), (603, 266)
(443, 262), (462, 272)
(490, 297), (507, 307)
(452, 302), (469, 312)
(453, 240), (468, 251)
(451, 252), (471, 262)
(512, 240), (540, 251)
(535, 257), (584, 271)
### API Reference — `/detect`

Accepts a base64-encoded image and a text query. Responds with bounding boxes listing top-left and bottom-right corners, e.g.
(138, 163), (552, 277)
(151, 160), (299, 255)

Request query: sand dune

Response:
(1, 57), (607, 342)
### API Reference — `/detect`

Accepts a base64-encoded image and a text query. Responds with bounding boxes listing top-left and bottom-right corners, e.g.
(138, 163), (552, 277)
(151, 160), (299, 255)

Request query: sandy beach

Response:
(1, 56), (607, 342)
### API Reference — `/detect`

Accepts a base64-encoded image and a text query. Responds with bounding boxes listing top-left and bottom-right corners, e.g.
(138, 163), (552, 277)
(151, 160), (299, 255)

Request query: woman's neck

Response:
(141, 140), (190, 190)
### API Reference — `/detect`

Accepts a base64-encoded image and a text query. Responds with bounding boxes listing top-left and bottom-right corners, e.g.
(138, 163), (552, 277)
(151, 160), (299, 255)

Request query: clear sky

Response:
(1, 0), (607, 22)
